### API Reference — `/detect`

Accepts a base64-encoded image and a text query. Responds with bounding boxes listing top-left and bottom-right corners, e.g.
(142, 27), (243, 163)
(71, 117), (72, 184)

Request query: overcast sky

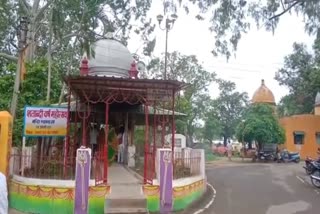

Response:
(128, 2), (315, 103)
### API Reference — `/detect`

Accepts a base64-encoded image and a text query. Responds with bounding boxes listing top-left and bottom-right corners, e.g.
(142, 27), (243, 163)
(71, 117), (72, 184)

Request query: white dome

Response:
(88, 39), (134, 77)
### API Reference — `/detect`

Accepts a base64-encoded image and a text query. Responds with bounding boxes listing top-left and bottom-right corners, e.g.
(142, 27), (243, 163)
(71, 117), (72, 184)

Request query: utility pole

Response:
(10, 16), (29, 121)
(156, 14), (178, 80)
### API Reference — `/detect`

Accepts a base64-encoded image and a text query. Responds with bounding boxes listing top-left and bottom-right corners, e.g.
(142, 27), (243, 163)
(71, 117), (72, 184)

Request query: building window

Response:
(316, 132), (320, 145)
(293, 131), (305, 145)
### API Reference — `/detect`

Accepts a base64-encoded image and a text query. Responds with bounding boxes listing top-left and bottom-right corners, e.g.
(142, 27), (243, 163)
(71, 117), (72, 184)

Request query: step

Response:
(106, 198), (147, 208)
(105, 207), (149, 214)
(107, 185), (145, 199)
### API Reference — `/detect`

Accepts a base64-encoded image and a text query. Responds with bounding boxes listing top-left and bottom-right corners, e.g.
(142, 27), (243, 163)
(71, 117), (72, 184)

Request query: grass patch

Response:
(202, 144), (219, 162)
(205, 152), (219, 162)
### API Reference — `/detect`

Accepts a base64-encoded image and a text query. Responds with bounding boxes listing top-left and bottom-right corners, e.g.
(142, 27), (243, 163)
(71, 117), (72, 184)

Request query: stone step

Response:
(107, 185), (144, 199)
(106, 198), (147, 209)
(105, 197), (148, 214)
(105, 208), (149, 214)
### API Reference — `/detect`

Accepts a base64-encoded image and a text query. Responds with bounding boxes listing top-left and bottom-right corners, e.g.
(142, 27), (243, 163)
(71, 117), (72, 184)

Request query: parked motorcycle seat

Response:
(288, 152), (299, 156)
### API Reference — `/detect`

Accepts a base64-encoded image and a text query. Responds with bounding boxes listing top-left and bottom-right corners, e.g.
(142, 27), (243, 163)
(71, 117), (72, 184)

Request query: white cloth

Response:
(90, 128), (98, 144)
(0, 172), (8, 214)
(118, 143), (124, 163)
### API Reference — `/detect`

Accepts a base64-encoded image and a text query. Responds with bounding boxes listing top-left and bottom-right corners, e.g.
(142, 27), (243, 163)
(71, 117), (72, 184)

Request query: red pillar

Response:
(161, 115), (165, 148)
(82, 115), (87, 147)
(144, 104), (149, 184)
(104, 102), (110, 183)
(171, 90), (176, 162)
(72, 99), (78, 168)
(63, 84), (71, 178)
(153, 102), (157, 179)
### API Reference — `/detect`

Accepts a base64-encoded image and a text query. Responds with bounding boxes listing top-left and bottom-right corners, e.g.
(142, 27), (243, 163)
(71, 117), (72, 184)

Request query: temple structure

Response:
(7, 38), (207, 214)
(252, 79), (276, 106)
(252, 79), (320, 159)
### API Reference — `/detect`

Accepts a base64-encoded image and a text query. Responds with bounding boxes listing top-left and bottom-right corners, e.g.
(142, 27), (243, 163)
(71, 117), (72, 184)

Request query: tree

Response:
(0, 58), (61, 146)
(275, 41), (320, 116)
(0, 0), (155, 61)
(162, 0), (320, 59)
(202, 108), (222, 144)
(236, 104), (285, 152)
(147, 51), (216, 146)
(0, 0), (156, 117)
(207, 79), (248, 146)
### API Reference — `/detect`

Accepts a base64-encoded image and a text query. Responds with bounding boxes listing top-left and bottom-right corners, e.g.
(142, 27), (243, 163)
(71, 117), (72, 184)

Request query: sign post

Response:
(159, 148), (173, 213)
(74, 147), (91, 214)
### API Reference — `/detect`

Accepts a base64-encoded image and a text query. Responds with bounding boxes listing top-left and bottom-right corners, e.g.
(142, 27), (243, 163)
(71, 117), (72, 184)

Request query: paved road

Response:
(204, 162), (320, 214)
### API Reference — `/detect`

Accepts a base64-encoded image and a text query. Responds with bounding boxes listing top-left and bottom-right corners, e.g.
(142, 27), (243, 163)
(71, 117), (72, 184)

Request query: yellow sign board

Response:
(0, 111), (12, 176)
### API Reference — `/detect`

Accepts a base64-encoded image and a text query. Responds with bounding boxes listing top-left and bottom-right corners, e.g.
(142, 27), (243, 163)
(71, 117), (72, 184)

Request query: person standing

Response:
(0, 172), (8, 214)
(227, 141), (233, 161)
(117, 126), (125, 164)
(90, 124), (98, 155)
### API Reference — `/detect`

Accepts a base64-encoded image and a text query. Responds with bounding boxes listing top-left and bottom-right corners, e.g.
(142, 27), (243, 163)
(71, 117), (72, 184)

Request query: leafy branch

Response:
(269, 0), (304, 20)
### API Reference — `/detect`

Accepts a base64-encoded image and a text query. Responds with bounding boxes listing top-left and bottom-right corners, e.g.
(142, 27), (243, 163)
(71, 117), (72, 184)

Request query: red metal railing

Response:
(9, 153), (99, 180)
(173, 149), (201, 180)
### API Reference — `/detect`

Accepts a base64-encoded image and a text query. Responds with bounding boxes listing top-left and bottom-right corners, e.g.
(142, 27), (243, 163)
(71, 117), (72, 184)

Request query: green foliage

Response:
(147, 51), (216, 145)
(236, 104), (285, 146)
(203, 108), (222, 143)
(0, 58), (62, 146)
(203, 79), (248, 145)
(205, 148), (218, 162)
(161, 0), (319, 58)
(275, 41), (320, 116)
(1, 0), (320, 62)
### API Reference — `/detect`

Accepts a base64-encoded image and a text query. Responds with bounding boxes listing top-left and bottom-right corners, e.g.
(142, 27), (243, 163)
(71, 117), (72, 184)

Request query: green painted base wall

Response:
(173, 189), (203, 211)
(145, 186), (205, 212)
(10, 180), (205, 213)
(146, 196), (160, 212)
(9, 193), (105, 214)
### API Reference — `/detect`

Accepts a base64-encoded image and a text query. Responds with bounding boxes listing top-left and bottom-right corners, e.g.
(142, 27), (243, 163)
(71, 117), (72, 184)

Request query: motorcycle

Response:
(310, 167), (320, 188)
(258, 151), (276, 162)
(304, 156), (320, 174)
(277, 150), (300, 163)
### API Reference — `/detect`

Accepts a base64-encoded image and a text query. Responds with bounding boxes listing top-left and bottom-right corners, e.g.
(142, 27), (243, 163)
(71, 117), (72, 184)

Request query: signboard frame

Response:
(23, 106), (68, 137)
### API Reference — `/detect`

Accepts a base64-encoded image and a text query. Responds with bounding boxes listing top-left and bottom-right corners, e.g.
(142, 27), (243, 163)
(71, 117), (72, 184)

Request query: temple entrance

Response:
(64, 72), (185, 185)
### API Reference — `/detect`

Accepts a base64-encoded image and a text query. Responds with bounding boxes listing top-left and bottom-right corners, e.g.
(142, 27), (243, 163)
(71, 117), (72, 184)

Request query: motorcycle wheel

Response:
(295, 158), (300, 163)
(306, 166), (313, 175)
(311, 171), (320, 188)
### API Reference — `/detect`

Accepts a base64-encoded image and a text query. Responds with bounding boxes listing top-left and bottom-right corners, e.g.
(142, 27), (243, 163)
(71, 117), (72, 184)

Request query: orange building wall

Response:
(315, 106), (320, 116)
(280, 114), (320, 159)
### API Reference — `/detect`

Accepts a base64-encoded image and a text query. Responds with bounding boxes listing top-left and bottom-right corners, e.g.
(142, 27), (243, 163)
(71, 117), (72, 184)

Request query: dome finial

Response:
(129, 61), (139, 79)
(80, 54), (89, 76)
(261, 79), (265, 85)
(106, 32), (114, 39)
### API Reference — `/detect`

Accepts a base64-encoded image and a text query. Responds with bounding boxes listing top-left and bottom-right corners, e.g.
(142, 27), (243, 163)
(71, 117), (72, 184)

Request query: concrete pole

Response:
(10, 53), (23, 121)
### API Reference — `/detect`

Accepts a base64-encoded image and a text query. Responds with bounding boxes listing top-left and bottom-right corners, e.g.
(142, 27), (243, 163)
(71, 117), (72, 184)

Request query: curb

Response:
(192, 183), (216, 214)
(175, 182), (216, 214)
(124, 167), (217, 214)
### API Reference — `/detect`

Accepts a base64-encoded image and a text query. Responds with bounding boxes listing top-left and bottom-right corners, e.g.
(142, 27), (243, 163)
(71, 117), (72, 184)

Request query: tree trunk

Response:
(248, 141), (252, 149)
(25, 0), (41, 61)
(223, 135), (228, 147)
(46, 7), (53, 102)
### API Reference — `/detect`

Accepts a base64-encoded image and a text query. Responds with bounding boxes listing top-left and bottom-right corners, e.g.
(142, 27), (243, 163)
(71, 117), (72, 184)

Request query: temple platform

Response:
(105, 164), (148, 214)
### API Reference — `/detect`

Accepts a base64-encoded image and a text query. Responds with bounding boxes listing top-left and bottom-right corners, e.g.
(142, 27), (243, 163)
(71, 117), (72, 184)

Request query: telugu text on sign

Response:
(23, 106), (68, 137)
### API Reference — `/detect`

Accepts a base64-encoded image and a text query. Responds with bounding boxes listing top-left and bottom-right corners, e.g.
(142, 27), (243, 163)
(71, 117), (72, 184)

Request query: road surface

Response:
(203, 162), (320, 214)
